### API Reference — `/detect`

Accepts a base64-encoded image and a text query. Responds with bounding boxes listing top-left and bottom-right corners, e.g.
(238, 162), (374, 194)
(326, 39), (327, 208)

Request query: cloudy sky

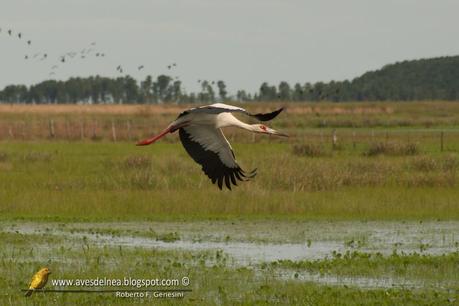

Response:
(1, 0), (458, 94)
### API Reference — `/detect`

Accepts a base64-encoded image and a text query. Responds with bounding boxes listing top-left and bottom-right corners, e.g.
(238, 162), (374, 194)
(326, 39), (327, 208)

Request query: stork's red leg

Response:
(136, 127), (172, 146)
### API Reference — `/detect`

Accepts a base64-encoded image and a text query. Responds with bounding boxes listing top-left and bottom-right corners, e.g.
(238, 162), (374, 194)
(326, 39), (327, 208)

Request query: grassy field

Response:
(1, 102), (459, 305)
(1, 141), (459, 220)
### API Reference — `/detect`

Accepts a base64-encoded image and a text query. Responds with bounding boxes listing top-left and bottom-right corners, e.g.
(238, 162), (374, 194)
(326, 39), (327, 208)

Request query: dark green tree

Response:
(217, 80), (227, 101)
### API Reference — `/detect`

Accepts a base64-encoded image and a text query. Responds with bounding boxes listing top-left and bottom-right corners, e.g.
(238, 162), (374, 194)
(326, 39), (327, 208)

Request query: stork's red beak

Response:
(136, 127), (171, 146)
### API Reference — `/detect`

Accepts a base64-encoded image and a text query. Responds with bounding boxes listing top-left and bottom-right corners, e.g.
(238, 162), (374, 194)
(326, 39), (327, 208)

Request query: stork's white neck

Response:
(216, 113), (257, 131)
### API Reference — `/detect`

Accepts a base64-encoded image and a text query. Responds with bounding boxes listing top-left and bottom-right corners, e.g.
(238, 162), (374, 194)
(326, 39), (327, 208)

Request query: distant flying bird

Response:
(137, 103), (287, 190)
(138, 65), (144, 70)
(61, 56), (65, 63)
(8, 29), (12, 36)
(167, 65), (171, 70)
(24, 55), (28, 60)
(25, 267), (51, 297)
(90, 42), (96, 46)
(27, 40), (31, 45)
(18, 33), (22, 39)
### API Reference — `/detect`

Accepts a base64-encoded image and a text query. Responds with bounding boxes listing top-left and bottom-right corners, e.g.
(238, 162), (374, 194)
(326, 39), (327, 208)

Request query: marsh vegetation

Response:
(1, 102), (459, 304)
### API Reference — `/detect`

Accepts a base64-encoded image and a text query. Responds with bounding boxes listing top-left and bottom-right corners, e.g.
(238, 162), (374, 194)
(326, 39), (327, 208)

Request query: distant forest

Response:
(1, 56), (458, 104)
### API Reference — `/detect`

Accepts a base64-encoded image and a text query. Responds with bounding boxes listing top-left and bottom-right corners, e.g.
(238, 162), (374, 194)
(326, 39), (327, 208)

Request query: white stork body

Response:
(137, 103), (287, 190)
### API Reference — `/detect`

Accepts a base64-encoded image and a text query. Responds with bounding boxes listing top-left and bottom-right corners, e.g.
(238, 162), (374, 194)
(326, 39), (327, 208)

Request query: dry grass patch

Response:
(21, 151), (53, 162)
(292, 143), (330, 157)
(365, 142), (419, 156)
(121, 155), (152, 170)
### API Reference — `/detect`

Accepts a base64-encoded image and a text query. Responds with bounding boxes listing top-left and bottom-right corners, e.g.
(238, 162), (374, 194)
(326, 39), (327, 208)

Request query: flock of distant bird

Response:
(0, 27), (31, 46)
(1, 26), (181, 78)
(2, 26), (231, 88)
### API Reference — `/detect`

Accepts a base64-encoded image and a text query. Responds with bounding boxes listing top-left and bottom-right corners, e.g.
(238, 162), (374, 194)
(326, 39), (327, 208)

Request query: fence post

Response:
(65, 120), (70, 140)
(80, 120), (85, 140)
(126, 120), (131, 141)
(48, 119), (55, 138)
(332, 129), (337, 150)
(352, 131), (356, 149)
(8, 126), (14, 139)
(92, 120), (98, 139)
(440, 131), (444, 152)
(21, 122), (26, 140)
(111, 119), (117, 142)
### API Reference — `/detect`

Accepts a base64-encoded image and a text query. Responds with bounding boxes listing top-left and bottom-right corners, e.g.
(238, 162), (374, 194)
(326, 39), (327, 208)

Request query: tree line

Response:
(1, 56), (458, 103)
(0, 76), (229, 104)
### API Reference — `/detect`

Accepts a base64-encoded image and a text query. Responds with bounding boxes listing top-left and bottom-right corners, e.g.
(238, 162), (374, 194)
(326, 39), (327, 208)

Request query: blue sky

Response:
(1, 0), (458, 94)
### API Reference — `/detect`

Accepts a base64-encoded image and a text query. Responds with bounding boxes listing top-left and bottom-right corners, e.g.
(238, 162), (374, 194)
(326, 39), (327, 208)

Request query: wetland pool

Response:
(2, 220), (458, 291)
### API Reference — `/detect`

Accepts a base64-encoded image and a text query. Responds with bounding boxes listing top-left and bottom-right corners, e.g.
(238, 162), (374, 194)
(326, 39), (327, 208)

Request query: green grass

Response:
(1, 141), (459, 221)
(272, 251), (459, 285)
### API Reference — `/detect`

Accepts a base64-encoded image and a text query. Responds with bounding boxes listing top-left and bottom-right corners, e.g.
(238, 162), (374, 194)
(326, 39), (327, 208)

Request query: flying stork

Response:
(137, 103), (287, 190)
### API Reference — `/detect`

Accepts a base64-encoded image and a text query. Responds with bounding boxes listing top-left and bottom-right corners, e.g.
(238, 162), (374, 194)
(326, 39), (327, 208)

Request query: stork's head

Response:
(254, 124), (288, 137)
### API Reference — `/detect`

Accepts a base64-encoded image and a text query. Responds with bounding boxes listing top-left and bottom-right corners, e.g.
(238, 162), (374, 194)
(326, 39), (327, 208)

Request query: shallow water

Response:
(3, 220), (458, 290)
(3, 220), (458, 264)
(93, 236), (344, 264)
(275, 270), (447, 291)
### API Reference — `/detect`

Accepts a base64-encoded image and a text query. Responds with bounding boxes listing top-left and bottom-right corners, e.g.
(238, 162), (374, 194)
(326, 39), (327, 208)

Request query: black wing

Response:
(179, 126), (256, 190)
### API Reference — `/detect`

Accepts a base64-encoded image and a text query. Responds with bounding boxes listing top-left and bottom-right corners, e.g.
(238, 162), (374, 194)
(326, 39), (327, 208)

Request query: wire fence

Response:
(1, 118), (459, 154)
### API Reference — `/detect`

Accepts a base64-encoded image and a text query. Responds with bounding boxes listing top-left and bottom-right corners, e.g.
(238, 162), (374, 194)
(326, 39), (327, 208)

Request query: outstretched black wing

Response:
(179, 126), (256, 190)
(177, 103), (284, 122)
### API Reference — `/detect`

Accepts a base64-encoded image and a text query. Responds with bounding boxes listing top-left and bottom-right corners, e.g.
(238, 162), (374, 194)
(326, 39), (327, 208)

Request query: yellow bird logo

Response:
(25, 267), (51, 297)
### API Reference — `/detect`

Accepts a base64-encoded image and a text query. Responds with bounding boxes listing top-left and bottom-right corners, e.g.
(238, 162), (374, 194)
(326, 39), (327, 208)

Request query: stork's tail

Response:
(250, 108), (284, 121)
